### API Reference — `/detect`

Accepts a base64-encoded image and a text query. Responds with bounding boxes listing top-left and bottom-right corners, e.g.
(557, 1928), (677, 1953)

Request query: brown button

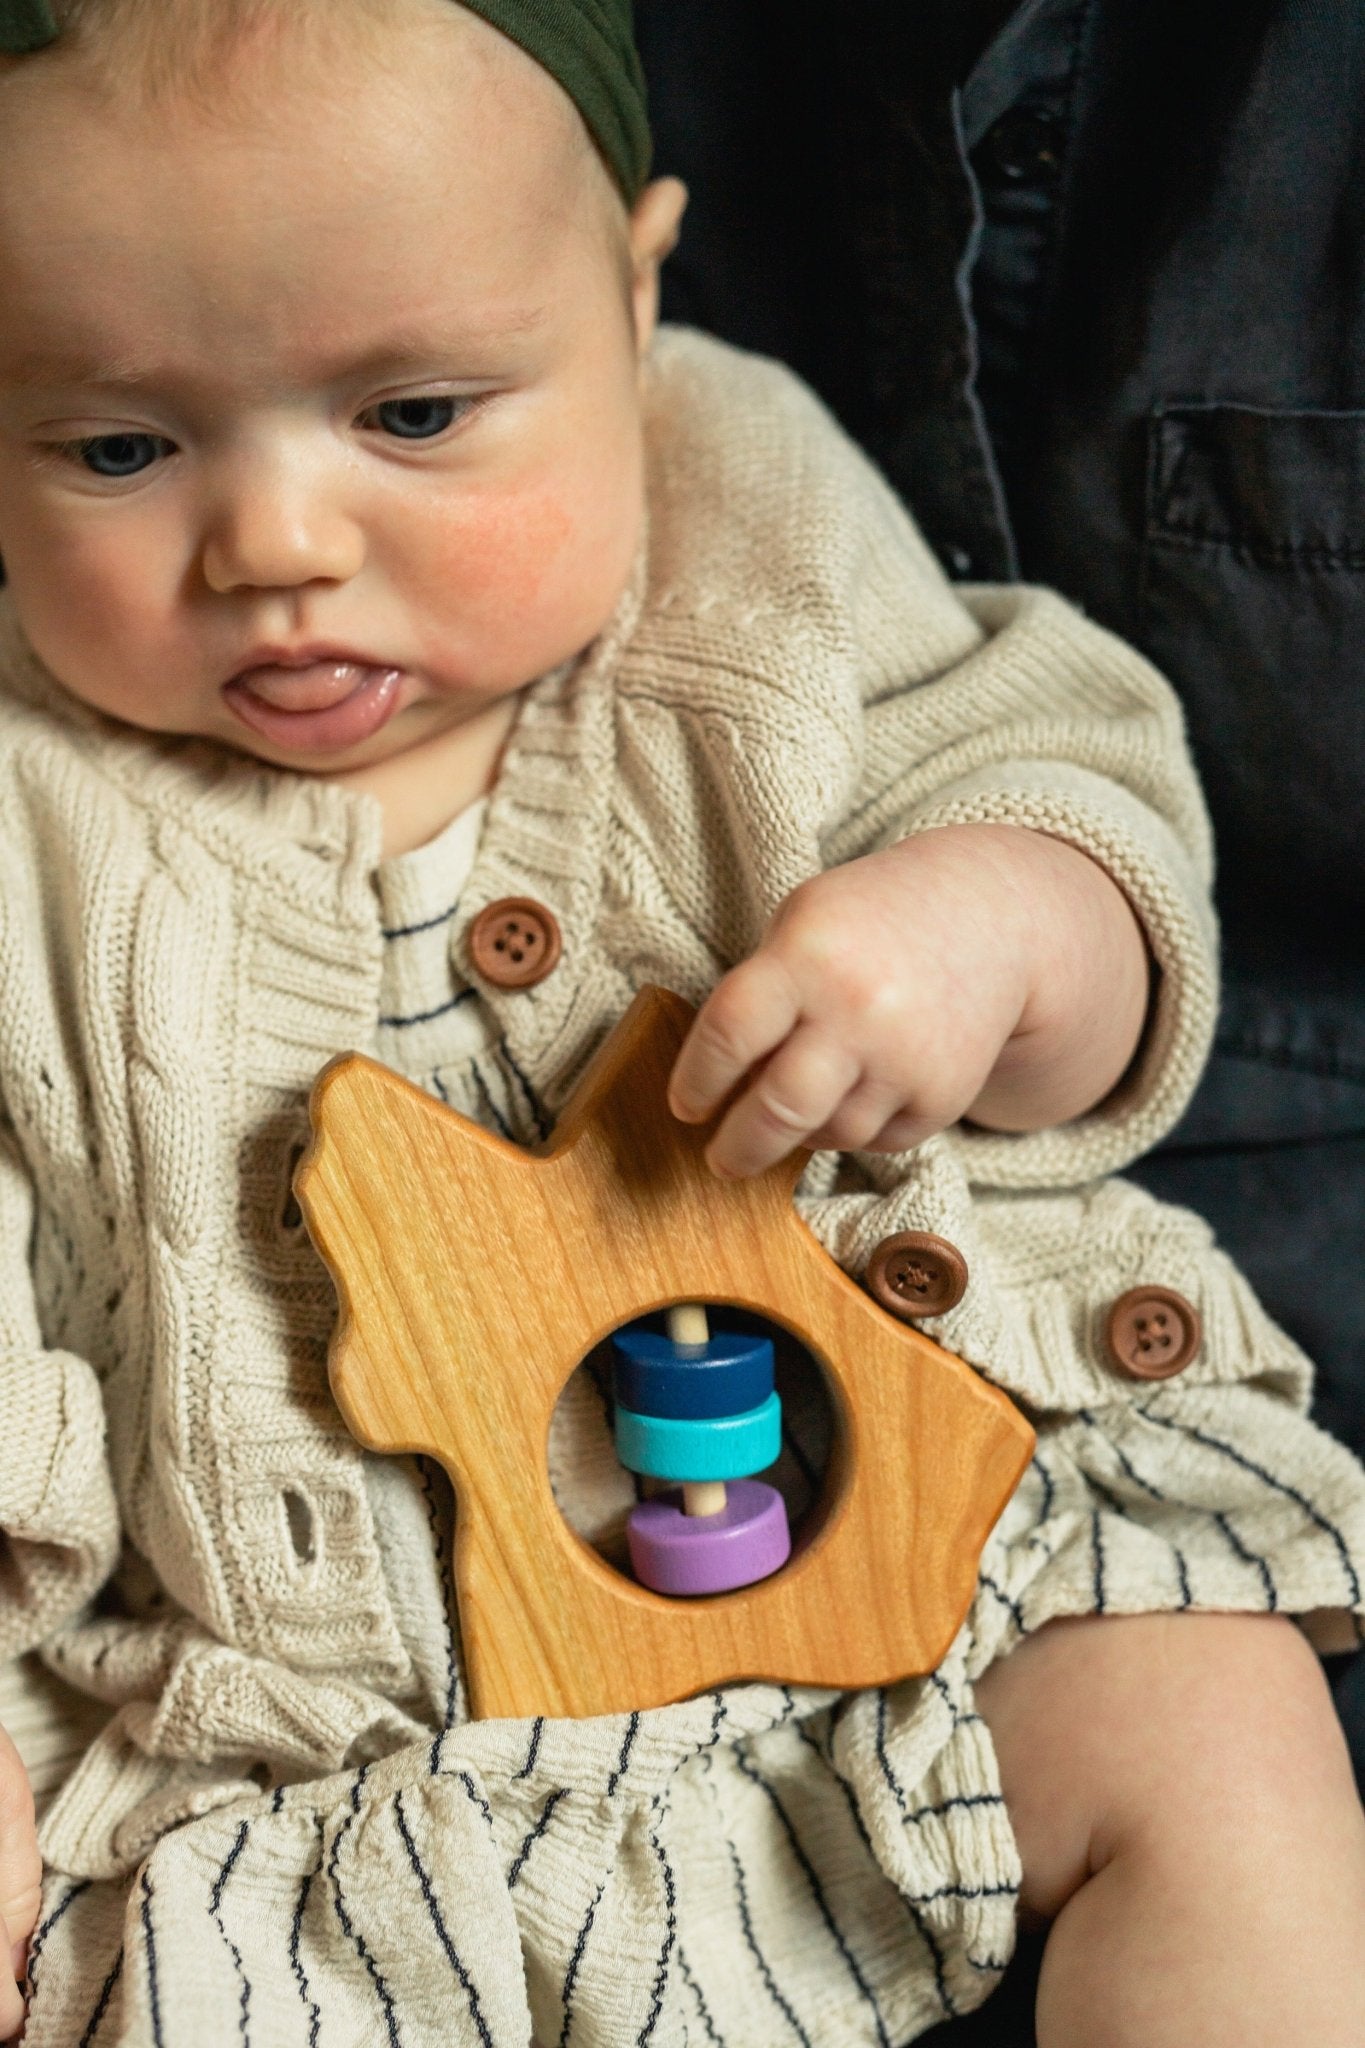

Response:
(1105, 1286), (1201, 1380)
(865, 1231), (969, 1320)
(468, 898), (562, 989)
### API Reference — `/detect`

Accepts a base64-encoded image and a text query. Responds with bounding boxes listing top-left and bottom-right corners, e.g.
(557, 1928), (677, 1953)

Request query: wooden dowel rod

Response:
(667, 1303), (710, 1349)
(669, 1306), (726, 1516)
(682, 1480), (727, 1518)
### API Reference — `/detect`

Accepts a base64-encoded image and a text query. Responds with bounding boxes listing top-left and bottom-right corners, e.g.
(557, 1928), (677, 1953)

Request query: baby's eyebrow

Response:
(321, 312), (551, 382)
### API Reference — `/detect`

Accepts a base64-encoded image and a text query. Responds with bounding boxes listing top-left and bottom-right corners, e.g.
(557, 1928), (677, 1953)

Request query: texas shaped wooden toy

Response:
(295, 985), (1034, 1720)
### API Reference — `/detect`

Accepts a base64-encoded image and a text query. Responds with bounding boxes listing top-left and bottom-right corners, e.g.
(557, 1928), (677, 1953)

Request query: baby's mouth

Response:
(223, 658), (405, 753)
(233, 658), (383, 712)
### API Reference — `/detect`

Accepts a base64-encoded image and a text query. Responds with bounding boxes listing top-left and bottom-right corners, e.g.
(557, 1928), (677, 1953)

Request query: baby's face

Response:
(0, 5), (677, 783)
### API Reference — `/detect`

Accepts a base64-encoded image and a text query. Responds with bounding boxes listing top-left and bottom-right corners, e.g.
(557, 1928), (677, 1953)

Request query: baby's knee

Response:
(976, 1610), (1356, 1922)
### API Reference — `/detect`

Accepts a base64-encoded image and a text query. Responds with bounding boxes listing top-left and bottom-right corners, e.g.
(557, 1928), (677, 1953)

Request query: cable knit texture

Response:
(2, 329), (1364, 2047)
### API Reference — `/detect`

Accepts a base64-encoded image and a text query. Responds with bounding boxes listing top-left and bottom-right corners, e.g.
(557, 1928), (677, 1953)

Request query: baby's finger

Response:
(705, 1026), (860, 1179)
(863, 1107), (943, 1154)
(806, 1078), (912, 1156)
(668, 957), (801, 1124)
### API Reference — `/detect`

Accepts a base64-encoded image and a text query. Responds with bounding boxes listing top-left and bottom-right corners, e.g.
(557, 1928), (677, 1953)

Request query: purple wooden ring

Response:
(626, 1479), (792, 1596)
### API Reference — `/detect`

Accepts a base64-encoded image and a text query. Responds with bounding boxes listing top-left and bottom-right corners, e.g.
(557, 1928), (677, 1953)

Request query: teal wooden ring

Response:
(614, 1392), (782, 1483)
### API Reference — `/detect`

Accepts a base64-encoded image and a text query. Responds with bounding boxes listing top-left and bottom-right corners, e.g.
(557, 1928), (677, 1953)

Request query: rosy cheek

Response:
(408, 469), (639, 682)
(421, 484), (578, 612)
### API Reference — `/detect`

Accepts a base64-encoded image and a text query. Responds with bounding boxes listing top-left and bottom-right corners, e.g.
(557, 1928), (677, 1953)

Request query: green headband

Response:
(460, 1), (649, 201)
(0, 0), (651, 201)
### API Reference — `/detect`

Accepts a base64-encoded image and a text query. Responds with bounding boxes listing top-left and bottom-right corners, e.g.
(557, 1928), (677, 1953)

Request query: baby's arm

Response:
(671, 822), (1149, 1179)
(0, 1720), (38, 2040)
(638, 343), (1212, 1187)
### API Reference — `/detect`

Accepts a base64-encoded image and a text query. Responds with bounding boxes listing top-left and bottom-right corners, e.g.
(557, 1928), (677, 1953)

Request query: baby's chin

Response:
(35, 636), (549, 792)
(215, 685), (529, 831)
(43, 668), (514, 781)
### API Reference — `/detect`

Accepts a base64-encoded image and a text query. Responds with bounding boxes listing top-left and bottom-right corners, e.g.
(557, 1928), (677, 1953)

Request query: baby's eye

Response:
(364, 396), (464, 440)
(72, 432), (174, 477)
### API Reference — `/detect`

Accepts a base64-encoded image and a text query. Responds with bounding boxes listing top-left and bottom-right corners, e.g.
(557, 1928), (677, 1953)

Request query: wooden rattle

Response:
(295, 985), (1034, 1720)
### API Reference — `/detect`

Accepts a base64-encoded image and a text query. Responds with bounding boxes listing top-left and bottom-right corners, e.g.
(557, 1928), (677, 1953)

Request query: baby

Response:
(0, 2), (1363, 2044)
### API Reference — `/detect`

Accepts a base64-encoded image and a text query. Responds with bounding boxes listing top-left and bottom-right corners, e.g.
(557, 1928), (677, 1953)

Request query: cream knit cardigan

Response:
(4, 329), (1364, 2047)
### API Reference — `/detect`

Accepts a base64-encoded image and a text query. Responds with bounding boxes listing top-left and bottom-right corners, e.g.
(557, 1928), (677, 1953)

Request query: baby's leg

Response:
(974, 1611), (1365, 2048)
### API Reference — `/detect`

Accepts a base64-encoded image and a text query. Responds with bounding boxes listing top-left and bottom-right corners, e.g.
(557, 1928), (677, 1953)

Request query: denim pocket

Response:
(1140, 403), (1365, 900)
(1140, 404), (1365, 1134)
(1146, 404), (1365, 563)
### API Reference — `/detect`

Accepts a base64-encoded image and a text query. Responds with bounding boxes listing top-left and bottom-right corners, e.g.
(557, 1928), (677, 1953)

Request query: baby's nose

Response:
(201, 466), (365, 593)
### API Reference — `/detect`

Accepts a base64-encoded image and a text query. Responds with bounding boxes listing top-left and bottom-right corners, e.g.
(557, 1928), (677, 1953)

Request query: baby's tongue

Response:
(237, 660), (371, 712)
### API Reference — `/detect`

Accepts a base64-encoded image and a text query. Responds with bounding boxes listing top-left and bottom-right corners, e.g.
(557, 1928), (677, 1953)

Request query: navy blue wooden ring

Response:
(611, 1326), (774, 1419)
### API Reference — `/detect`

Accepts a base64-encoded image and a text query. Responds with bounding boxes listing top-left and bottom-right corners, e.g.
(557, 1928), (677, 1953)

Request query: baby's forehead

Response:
(0, 0), (649, 205)
(0, 5), (624, 275)
(0, 13), (637, 410)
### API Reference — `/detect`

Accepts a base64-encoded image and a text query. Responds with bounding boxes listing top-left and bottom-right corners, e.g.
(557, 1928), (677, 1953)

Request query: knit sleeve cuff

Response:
(0, 1349), (120, 1660)
(893, 759), (1219, 1187)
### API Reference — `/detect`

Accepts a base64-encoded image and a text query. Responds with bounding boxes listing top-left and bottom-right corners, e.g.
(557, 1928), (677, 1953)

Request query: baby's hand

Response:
(668, 825), (1149, 1178)
(0, 1722), (38, 2042)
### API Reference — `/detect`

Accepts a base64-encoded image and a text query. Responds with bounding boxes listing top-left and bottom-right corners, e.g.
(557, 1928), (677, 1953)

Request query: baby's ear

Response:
(628, 176), (688, 355)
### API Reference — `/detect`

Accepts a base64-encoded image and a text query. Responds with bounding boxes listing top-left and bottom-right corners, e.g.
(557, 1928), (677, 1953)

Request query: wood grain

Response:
(297, 987), (1035, 1719)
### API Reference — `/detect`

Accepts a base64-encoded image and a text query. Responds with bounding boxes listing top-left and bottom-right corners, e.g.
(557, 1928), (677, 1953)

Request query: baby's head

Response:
(0, 0), (684, 795)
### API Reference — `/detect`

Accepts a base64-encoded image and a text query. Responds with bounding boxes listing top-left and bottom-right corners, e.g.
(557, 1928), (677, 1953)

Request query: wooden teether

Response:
(296, 985), (1034, 1719)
